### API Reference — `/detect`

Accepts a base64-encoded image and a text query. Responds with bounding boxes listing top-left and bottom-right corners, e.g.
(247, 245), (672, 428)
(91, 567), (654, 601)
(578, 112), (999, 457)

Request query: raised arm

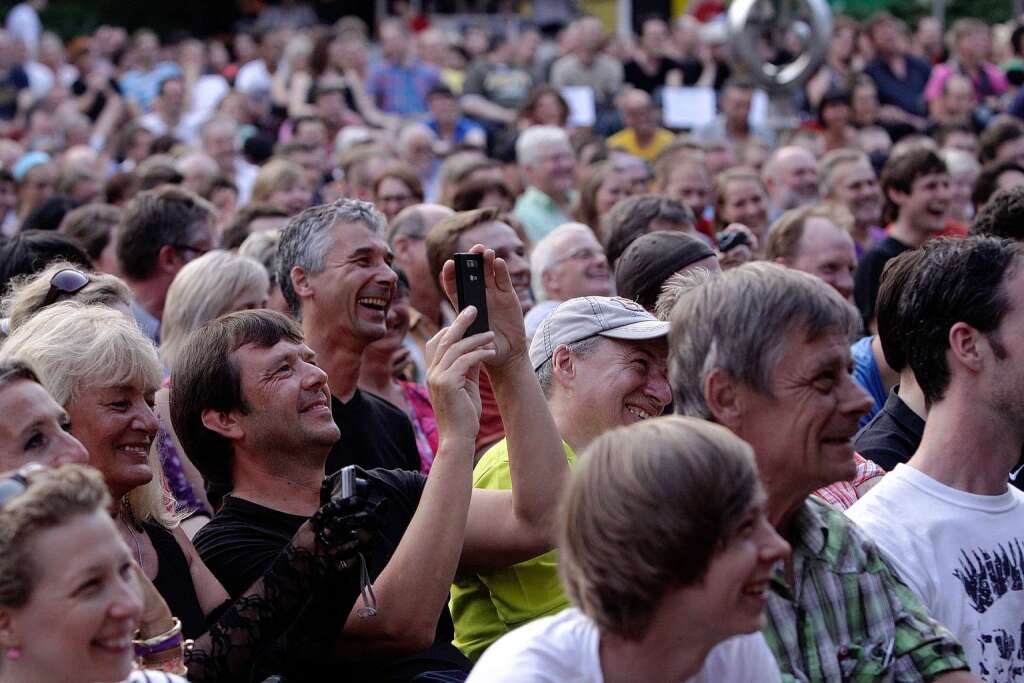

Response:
(439, 246), (568, 572)
(334, 309), (495, 655)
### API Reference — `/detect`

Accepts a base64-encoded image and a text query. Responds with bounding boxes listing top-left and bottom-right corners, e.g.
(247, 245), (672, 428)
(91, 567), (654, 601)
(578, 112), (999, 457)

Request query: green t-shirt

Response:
(449, 437), (576, 661)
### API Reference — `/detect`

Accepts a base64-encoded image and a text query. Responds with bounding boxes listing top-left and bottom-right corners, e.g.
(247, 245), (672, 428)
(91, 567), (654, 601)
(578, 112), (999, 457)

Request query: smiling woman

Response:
(0, 464), (186, 683)
(0, 302), (224, 640)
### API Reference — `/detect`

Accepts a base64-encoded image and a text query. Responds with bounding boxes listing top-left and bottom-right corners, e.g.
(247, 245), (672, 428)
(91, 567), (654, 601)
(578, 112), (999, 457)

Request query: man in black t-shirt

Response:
(853, 148), (952, 330)
(276, 198), (420, 474)
(172, 245), (568, 681)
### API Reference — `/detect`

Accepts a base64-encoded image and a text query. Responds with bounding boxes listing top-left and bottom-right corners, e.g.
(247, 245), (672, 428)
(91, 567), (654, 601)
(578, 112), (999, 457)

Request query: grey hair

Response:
(516, 125), (570, 167)
(536, 335), (603, 398)
(276, 198), (387, 319)
(668, 262), (861, 419)
(654, 267), (716, 322)
(530, 223), (594, 300)
(819, 149), (871, 198)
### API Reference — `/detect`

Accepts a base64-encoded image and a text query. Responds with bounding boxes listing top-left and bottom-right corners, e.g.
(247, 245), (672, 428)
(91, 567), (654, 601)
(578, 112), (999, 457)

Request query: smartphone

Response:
(453, 253), (489, 337)
(339, 465), (358, 500)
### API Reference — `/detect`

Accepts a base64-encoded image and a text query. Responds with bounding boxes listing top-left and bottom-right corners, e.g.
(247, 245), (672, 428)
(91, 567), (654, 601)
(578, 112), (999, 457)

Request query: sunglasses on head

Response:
(42, 269), (90, 307)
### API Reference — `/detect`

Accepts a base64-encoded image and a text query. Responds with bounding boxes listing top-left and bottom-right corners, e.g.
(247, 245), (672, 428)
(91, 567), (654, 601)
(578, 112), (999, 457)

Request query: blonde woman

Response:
(0, 303), (229, 639)
(250, 158), (312, 217)
(1, 261), (132, 332)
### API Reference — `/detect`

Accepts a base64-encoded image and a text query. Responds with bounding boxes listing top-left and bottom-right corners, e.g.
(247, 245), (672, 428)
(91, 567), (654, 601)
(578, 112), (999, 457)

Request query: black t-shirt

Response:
(326, 389), (420, 475)
(194, 467), (471, 681)
(623, 56), (685, 93)
(853, 387), (924, 472)
(854, 236), (912, 328)
(854, 386), (1024, 491)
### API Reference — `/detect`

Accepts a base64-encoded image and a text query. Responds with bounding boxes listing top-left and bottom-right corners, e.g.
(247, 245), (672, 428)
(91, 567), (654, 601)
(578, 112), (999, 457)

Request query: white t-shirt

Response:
(467, 608), (781, 683)
(847, 463), (1024, 680)
(126, 670), (188, 683)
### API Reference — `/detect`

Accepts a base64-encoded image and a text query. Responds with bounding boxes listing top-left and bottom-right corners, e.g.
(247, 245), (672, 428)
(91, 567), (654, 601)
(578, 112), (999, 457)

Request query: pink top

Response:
(813, 453), (885, 510)
(924, 61), (1008, 101)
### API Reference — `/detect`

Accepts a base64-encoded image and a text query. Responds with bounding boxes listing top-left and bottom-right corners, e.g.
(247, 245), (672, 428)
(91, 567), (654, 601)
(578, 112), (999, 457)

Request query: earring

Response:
(6, 647), (20, 661)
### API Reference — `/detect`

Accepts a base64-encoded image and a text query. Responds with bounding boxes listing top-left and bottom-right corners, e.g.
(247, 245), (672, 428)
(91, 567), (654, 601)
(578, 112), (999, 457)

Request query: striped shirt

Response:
(763, 497), (969, 682)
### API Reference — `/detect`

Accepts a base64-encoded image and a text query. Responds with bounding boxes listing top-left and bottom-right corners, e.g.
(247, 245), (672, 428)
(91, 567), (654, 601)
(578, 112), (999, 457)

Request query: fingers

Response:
(426, 305), (478, 365)
(434, 329), (495, 377)
(443, 348), (495, 382)
(428, 307), (496, 371)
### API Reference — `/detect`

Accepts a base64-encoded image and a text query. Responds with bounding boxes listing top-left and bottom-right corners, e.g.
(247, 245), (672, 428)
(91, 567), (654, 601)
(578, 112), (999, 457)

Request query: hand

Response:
(425, 306), (496, 444)
(308, 494), (383, 574)
(717, 223), (758, 269)
(132, 562), (174, 639)
(440, 246), (527, 371)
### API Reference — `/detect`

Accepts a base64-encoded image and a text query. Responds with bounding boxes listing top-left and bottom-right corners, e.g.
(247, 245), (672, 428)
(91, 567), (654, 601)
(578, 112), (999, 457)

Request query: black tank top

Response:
(145, 522), (208, 639)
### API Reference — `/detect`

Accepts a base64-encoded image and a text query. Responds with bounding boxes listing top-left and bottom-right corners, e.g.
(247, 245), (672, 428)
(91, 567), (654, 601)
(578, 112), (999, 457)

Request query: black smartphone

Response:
(453, 252), (489, 337)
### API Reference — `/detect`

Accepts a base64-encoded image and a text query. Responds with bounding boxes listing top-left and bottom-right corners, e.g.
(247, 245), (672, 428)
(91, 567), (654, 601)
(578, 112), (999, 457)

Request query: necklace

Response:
(119, 498), (145, 569)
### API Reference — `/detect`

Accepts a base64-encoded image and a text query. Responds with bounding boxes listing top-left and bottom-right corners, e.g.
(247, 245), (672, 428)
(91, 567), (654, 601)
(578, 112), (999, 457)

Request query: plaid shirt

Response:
(763, 497), (969, 682)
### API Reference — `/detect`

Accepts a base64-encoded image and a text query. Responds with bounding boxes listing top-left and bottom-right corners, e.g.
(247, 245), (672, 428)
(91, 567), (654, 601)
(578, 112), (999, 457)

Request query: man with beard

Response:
(762, 146), (820, 220)
(524, 223), (613, 338)
(854, 147), (951, 330)
(668, 262), (976, 681)
(820, 149), (886, 260)
(427, 208), (534, 452)
(848, 237), (1024, 679)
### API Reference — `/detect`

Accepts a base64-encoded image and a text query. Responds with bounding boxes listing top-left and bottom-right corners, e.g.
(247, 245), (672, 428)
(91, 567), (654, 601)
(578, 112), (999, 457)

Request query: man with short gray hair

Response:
(451, 295), (671, 662)
(277, 197), (420, 473)
(513, 125), (576, 242)
(667, 262), (975, 681)
(819, 149), (885, 258)
(525, 223), (612, 338)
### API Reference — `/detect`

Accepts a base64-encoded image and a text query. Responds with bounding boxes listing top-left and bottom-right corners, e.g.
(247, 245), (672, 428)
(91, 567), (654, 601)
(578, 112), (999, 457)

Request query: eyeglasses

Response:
(551, 247), (604, 266)
(0, 464), (44, 510)
(170, 243), (210, 260)
(42, 269), (90, 307)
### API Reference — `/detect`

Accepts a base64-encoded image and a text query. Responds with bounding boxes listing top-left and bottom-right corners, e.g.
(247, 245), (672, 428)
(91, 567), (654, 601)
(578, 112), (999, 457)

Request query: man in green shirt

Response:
(667, 262), (978, 682)
(450, 296), (672, 661)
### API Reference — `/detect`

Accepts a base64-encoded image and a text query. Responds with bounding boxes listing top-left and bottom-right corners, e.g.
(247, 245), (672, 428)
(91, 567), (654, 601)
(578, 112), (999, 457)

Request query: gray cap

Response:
(529, 296), (670, 370)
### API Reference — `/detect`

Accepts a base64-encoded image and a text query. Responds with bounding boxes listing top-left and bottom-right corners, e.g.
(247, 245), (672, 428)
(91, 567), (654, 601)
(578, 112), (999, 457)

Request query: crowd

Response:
(0, 0), (1022, 680)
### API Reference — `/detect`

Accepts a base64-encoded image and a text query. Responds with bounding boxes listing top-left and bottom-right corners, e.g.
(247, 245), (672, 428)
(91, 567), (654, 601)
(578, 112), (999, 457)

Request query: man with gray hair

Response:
(524, 223), (613, 338)
(762, 145), (820, 219)
(451, 295), (671, 661)
(667, 262), (977, 681)
(276, 197), (420, 474)
(388, 203), (455, 377)
(819, 148), (885, 259)
(513, 125), (576, 242)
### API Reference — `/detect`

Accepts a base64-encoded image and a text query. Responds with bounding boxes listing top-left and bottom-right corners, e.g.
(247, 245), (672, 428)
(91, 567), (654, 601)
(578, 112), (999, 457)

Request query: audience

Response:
(1, 6), (1020, 680)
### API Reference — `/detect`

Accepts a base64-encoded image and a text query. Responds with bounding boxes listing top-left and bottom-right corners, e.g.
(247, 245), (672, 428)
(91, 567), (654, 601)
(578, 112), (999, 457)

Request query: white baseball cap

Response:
(529, 296), (670, 370)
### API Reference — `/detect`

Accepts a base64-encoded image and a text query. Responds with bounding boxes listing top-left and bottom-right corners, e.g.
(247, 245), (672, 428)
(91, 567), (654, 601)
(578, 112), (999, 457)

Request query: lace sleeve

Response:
(183, 496), (379, 682)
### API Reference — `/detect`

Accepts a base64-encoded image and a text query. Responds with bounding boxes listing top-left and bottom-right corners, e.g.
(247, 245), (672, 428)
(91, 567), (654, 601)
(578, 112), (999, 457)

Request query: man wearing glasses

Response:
(524, 223), (613, 339)
(114, 186), (215, 344)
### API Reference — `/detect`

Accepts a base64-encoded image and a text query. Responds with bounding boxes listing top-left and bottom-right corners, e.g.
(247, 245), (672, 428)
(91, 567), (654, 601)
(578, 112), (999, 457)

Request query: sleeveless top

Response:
(145, 522), (208, 639)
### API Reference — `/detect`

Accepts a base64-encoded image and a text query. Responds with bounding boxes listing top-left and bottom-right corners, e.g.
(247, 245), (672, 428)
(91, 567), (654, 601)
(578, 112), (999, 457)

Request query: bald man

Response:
(388, 203), (455, 375)
(607, 89), (675, 162)
(763, 145), (821, 219)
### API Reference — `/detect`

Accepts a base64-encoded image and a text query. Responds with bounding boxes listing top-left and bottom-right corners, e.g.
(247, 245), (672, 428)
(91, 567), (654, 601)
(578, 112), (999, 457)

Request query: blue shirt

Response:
(367, 60), (440, 116)
(851, 335), (886, 428)
(513, 187), (574, 243)
(864, 55), (932, 118)
(426, 116), (485, 145)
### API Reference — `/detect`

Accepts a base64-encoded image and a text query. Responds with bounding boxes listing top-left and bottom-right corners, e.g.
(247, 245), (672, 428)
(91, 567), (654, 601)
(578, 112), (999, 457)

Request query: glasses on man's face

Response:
(0, 464), (44, 510)
(42, 268), (90, 307)
(553, 246), (603, 266)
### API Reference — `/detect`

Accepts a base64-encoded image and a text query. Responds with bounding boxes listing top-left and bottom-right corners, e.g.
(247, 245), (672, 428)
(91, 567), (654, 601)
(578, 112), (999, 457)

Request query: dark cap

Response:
(615, 231), (715, 310)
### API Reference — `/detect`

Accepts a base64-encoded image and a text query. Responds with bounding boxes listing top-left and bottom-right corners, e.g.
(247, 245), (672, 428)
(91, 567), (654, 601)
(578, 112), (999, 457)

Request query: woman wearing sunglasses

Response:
(1, 262), (132, 334)
(0, 462), (375, 682)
